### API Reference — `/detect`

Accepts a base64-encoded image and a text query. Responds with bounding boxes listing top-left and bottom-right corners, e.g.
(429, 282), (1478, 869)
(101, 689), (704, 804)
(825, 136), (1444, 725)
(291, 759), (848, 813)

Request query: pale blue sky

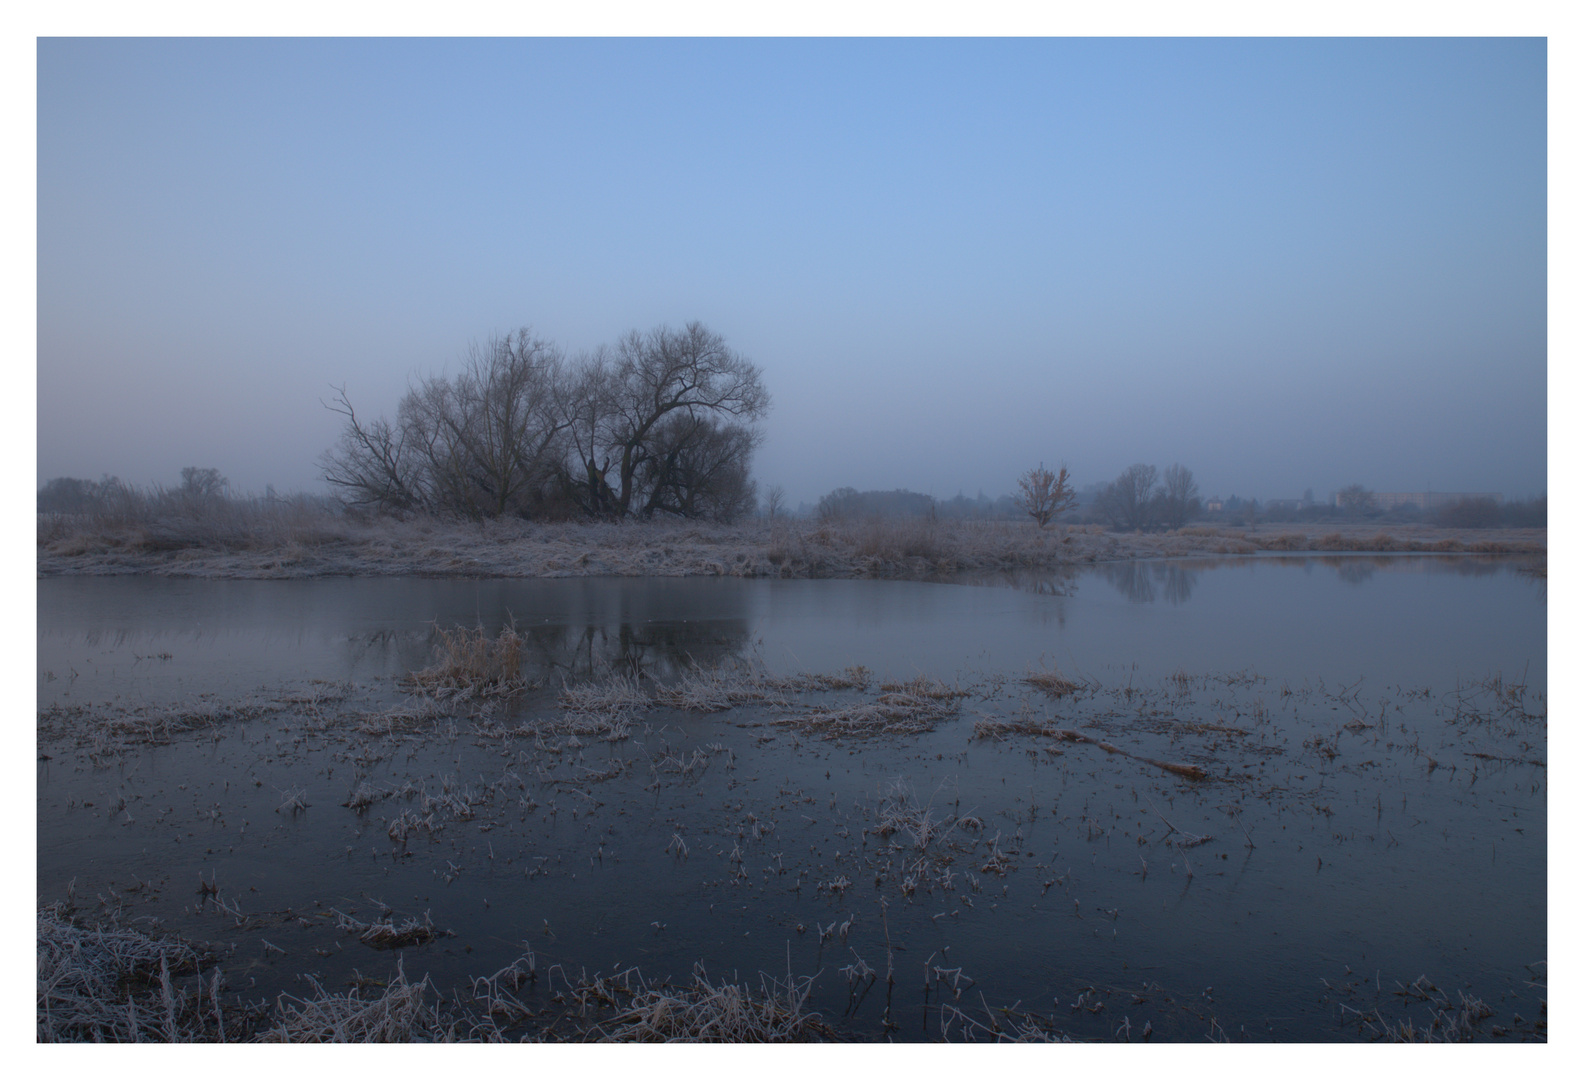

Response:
(37, 37), (1547, 504)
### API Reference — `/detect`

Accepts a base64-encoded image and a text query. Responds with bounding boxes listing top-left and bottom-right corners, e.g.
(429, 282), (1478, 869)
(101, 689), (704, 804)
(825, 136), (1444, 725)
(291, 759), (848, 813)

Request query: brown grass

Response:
(405, 625), (530, 698)
(778, 689), (960, 738)
(1023, 662), (1082, 697)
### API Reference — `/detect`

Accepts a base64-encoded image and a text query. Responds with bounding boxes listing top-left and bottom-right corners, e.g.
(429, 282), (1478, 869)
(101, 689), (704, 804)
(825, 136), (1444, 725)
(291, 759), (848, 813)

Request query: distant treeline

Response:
(808, 470), (1545, 532)
(1316, 492), (1546, 530)
(813, 488), (1016, 521)
(37, 469), (340, 517)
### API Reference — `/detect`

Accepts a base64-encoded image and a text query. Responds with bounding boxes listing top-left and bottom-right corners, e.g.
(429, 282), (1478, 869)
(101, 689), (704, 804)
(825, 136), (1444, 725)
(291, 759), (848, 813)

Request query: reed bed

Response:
(787, 665), (873, 692)
(405, 625), (531, 699)
(868, 779), (967, 852)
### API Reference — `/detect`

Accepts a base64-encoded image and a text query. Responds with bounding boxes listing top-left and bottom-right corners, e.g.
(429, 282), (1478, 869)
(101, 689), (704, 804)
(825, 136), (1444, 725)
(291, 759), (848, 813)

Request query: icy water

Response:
(37, 555), (1547, 1041)
(37, 554), (1545, 704)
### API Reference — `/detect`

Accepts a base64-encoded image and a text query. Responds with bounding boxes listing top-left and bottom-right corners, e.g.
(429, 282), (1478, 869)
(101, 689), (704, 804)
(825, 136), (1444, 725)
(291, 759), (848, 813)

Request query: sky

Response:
(35, 36), (1548, 505)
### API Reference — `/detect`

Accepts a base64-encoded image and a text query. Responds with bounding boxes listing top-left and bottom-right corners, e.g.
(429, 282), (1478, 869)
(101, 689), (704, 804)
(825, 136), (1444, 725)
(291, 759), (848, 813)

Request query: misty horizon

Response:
(37, 38), (1547, 510)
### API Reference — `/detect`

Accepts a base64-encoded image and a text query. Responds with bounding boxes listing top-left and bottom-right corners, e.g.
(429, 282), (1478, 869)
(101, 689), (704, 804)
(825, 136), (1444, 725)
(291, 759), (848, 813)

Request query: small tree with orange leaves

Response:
(1016, 462), (1077, 528)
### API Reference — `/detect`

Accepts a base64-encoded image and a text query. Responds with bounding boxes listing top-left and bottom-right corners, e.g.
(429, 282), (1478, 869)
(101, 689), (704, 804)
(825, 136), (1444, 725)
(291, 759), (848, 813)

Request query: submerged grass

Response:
(780, 690), (960, 738)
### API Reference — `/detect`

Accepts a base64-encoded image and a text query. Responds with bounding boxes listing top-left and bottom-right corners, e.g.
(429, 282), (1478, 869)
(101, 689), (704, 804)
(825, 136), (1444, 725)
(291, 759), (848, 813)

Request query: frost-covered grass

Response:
(37, 509), (1546, 580)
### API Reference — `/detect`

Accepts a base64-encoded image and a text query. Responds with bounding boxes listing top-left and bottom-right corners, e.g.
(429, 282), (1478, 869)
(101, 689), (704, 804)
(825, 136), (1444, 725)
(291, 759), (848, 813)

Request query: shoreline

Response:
(36, 517), (1547, 580)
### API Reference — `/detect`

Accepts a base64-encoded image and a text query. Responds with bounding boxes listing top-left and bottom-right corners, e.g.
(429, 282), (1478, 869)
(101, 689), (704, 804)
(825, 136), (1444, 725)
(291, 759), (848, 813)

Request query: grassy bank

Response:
(36, 511), (1547, 579)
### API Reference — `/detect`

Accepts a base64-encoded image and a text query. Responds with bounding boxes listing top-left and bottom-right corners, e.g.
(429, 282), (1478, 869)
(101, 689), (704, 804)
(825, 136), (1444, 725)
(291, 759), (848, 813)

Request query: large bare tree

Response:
(324, 321), (767, 522)
(1154, 463), (1201, 530)
(1094, 463), (1159, 531)
(564, 322), (769, 519)
(1015, 462), (1077, 527)
(442, 330), (566, 517)
(321, 386), (424, 512)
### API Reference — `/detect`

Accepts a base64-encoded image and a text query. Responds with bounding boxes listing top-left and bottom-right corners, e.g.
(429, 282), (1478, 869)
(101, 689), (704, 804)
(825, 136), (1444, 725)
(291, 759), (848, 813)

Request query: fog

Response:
(37, 38), (1547, 508)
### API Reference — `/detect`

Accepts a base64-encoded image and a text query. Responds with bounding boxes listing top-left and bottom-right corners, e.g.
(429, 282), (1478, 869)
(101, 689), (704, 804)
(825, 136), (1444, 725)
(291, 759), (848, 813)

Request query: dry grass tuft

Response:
(1023, 662), (1082, 697)
(333, 910), (445, 950)
(972, 717), (1061, 740)
(405, 625), (531, 699)
(779, 689), (960, 738)
(37, 904), (216, 1042)
(355, 696), (449, 735)
(577, 964), (833, 1042)
(259, 961), (449, 1042)
(790, 665), (872, 692)
(878, 675), (968, 700)
(653, 667), (790, 712)
(868, 778), (964, 850)
(558, 673), (649, 715)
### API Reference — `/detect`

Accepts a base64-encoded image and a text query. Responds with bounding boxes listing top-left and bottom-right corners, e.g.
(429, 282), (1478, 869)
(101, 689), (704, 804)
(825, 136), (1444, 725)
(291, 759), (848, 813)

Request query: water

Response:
(38, 554), (1544, 706)
(36, 555), (1547, 1041)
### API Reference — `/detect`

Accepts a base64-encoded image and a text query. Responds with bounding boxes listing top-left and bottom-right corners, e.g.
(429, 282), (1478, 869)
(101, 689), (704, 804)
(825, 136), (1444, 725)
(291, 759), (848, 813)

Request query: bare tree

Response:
(436, 329), (567, 517)
(1015, 462), (1077, 527)
(321, 386), (424, 512)
(1154, 463), (1201, 530)
(762, 484), (787, 519)
(569, 322), (770, 519)
(636, 413), (762, 520)
(1094, 463), (1159, 531)
(179, 467), (227, 501)
(1335, 484), (1374, 518)
(324, 321), (768, 522)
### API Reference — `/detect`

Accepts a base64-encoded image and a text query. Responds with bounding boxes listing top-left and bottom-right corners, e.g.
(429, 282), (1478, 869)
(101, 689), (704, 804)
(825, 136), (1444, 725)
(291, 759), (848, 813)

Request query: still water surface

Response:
(36, 555), (1547, 1041)
(38, 554), (1544, 707)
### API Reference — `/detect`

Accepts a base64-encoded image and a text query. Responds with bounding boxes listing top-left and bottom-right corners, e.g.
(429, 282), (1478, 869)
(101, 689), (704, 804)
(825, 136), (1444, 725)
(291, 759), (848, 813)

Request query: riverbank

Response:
(36, 515), (1547, 579)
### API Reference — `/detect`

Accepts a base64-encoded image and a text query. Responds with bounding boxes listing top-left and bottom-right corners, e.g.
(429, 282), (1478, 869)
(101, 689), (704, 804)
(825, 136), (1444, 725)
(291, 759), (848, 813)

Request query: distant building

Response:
(1333, 491), (1502, 511)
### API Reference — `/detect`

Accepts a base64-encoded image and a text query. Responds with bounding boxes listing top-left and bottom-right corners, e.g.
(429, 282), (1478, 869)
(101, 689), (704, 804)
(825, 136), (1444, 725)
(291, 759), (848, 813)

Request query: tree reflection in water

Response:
(338, 591), (756, 688)
(1100, 561), (1199, 605)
